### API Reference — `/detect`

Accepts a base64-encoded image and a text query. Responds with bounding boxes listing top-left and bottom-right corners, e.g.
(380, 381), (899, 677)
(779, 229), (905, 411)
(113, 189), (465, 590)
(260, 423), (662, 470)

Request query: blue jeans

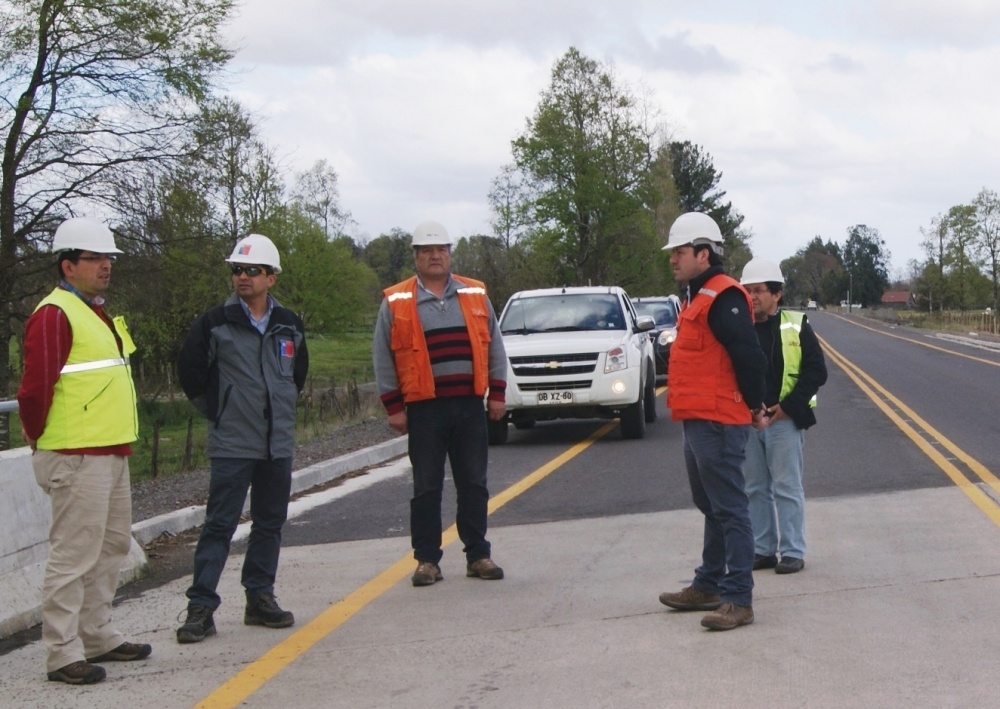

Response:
(682, 420), (754, 607)
(186, 457), (292, 609)
(744, 418), (806, 559)
(407, 396), (491, 564)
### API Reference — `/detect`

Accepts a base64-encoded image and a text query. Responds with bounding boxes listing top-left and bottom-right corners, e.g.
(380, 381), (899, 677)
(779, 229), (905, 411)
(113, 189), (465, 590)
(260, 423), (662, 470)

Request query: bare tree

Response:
(290, 159), (353, 239)
(0, 0), (235, 443)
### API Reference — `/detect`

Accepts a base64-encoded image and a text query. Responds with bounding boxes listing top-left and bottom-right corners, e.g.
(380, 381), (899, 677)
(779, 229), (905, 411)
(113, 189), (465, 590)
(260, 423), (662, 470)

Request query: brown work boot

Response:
(87, 641), (152, 663)
(701, 602), (754, 630)
(466, 557), (504, 580)
(659, 585), (722, 611)
(412, 561), (443, 587)
(47, 660), (106, 685)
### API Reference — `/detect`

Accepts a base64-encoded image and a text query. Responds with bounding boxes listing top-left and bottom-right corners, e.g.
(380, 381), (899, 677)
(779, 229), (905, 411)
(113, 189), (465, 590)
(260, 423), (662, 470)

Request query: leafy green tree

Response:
(842, 225), (890, 308)
(781, 237), (842, 306)
(972, 188), (1000, 309)
(667, 140), (751, 271)
(265, 207), (379, 332)
(942, 204), (981, 309)
(364, 229), (414, 290)
(0, 0), (234, 444)
(509, 47), (662, 288)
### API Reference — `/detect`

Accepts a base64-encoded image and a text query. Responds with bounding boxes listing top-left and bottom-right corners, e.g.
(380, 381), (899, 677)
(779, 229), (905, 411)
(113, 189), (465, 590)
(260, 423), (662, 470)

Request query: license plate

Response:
(536, 390), (574, 405)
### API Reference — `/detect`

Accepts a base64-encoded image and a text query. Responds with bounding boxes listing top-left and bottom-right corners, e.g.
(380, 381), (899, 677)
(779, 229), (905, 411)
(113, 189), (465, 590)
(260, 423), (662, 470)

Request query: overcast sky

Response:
(221, 0), (1000, 278)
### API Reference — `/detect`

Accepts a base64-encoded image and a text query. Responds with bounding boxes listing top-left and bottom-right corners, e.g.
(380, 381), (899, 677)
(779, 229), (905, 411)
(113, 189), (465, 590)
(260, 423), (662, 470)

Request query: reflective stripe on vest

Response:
(778, 309), (816, 407)
(61, 357), (130, 374)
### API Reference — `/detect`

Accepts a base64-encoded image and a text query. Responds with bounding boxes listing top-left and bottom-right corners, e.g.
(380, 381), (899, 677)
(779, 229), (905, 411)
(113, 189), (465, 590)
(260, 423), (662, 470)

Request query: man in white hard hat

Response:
(372, 220), (508, 586)
(657, 212), (767, 631)
(739, 258), (827, 575)
(175, 233), (308, 643)
(17, 217), (151, 684)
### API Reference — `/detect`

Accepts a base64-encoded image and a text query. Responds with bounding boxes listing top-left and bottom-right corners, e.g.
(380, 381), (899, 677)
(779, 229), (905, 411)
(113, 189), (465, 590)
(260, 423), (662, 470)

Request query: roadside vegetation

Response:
(2, 3), (996, 457)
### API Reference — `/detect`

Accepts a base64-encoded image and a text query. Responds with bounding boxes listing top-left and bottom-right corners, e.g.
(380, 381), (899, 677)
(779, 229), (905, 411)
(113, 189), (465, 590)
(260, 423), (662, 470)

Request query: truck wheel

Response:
(620, 386), (646, 439)
(643, 366), (658, 423)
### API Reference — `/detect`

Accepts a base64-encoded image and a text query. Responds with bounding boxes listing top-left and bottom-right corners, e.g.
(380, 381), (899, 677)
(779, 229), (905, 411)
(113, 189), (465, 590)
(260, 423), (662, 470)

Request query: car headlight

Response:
(605, 346), (627, 373)
(657, 329), (676, 346)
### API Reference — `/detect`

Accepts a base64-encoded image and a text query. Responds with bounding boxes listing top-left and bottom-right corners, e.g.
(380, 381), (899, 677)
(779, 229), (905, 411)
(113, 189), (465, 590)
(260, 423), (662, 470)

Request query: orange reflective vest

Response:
(383, 275), (493, 403)
(667, 273), (753, 424)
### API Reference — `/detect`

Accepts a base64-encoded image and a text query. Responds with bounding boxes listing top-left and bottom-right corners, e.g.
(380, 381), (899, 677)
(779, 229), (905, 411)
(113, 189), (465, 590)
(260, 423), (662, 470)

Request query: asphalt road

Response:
(283, 311), (999, 550)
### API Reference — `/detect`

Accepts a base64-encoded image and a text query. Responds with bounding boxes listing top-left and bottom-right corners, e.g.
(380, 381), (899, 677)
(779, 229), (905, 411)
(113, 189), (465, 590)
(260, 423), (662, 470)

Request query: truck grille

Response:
(517, 379), (592, 392)
(509, 352), (599, 377)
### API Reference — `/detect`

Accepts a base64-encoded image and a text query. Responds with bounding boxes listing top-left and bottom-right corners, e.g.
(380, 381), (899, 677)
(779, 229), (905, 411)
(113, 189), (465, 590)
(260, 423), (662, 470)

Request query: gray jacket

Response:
(178, 293), (308, 459)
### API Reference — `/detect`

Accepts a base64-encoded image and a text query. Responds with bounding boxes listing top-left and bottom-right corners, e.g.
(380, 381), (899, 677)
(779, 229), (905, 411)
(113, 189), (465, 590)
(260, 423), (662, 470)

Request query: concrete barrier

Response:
(0, 446), (149, 638)
(2, 435), (408, 639)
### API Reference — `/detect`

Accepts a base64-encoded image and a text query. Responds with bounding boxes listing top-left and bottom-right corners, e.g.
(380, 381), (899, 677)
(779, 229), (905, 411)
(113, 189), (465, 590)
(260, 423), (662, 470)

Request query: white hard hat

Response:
(52, 217), (123, 254)
(740, 258), (785, 285)
(411, 220), (453, 247)
(227, 233), (282, 273)
(662, 212), (724, 254)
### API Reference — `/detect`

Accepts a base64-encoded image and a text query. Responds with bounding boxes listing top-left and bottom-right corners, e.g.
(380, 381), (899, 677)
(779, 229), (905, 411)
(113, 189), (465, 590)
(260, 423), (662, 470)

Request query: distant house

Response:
(880, 291), (915, 309)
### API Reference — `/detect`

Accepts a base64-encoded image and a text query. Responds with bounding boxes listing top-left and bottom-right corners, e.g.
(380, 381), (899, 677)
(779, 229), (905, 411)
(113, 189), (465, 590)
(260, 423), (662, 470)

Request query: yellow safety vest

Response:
(34, 288), (139, 449)
(779, 310), (817, 407)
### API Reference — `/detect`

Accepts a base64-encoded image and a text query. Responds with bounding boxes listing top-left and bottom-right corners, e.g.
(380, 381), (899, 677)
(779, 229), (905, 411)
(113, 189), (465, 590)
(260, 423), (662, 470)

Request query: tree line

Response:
(5, 1), (991, 450)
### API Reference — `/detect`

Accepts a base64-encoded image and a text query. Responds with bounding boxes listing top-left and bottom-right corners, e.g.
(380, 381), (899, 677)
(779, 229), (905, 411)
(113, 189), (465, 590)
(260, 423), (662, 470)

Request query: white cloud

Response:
(221, 0), (1000, 273)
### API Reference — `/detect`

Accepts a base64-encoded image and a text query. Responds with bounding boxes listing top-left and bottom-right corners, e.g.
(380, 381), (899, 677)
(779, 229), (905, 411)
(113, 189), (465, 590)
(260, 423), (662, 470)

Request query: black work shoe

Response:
(753, 554), (778, 570)
(775, 556), (805, 574)
(87, 641), (152, 663)
(412, 561), (443, 587)
(466, 557), (504, 580)
(177, 605), (216, 644)
(47, 660), (106, 685)
(245, 593), (295, 628)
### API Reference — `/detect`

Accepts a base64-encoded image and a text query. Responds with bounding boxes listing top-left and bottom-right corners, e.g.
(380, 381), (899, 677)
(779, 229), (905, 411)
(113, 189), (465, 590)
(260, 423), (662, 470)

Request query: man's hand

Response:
(765, 404), (787, 421)
(487, 399), (507, 421)
(387, 411), (408, 435)
(751, 408), (768, 430)
(21, 426), (37, 451)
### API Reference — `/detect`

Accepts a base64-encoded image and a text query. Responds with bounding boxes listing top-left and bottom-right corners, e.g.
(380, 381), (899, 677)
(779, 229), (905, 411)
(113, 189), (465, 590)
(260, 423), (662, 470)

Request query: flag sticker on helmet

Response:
(238, 244), (252, 255)
(279, 339), (294, 357)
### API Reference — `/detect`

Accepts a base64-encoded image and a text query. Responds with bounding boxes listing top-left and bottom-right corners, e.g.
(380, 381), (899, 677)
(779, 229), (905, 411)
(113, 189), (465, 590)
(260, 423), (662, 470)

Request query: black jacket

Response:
(754, 309), (827, 429)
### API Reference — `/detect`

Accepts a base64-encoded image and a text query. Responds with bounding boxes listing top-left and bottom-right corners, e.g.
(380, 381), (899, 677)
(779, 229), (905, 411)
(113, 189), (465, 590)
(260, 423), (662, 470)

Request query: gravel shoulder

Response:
(130, 416), (402, 523)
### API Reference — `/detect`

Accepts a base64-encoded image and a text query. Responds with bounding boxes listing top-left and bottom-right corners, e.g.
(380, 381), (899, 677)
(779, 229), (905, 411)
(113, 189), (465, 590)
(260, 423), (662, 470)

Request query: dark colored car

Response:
(631, 295), (681, 377)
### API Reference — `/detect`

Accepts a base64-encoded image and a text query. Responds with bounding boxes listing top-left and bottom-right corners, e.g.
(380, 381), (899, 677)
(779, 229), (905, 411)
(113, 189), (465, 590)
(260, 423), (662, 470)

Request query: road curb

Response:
(131, 435), (409, 546)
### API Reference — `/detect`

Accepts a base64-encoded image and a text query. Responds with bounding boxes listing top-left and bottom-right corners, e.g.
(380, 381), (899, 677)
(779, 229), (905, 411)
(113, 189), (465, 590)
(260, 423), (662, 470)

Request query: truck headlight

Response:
(605, 346), (627, 373)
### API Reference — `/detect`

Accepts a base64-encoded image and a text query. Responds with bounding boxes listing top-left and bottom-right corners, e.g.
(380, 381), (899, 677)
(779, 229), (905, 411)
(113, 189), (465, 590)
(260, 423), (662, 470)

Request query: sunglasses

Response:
(78, 254), (117, 263)
(230, 265), (268, 277)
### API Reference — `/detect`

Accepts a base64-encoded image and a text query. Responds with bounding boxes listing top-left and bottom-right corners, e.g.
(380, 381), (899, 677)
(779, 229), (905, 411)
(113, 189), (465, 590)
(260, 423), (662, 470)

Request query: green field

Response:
(6, 328), (380, 481)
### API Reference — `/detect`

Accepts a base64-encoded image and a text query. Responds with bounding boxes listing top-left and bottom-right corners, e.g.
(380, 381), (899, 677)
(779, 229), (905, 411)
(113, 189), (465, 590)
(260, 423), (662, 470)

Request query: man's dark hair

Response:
(764, 281), (784, 295)
(57, 250), (82, 280)
(694, 243), (723, 267)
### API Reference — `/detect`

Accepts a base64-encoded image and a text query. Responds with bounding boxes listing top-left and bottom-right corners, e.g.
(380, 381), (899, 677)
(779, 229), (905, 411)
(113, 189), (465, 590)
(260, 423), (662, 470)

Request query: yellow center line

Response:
(194, 419), (621, 709)
(818, 334), (1000, 526)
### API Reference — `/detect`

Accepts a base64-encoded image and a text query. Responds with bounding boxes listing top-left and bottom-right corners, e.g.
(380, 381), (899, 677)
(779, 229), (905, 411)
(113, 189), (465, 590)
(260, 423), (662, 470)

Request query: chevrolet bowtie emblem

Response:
(546, 361), (561, 369)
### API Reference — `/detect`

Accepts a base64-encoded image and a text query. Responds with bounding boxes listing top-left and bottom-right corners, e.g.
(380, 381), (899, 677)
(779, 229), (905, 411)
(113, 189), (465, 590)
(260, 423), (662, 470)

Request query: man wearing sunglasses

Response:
(17, 217), (150, 684)
(175, 233), (308, 644)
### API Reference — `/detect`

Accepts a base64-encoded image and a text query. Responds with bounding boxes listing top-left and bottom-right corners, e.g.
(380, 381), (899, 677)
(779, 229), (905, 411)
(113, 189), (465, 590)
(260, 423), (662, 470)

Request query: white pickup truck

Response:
(489, 286), (658, 444)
